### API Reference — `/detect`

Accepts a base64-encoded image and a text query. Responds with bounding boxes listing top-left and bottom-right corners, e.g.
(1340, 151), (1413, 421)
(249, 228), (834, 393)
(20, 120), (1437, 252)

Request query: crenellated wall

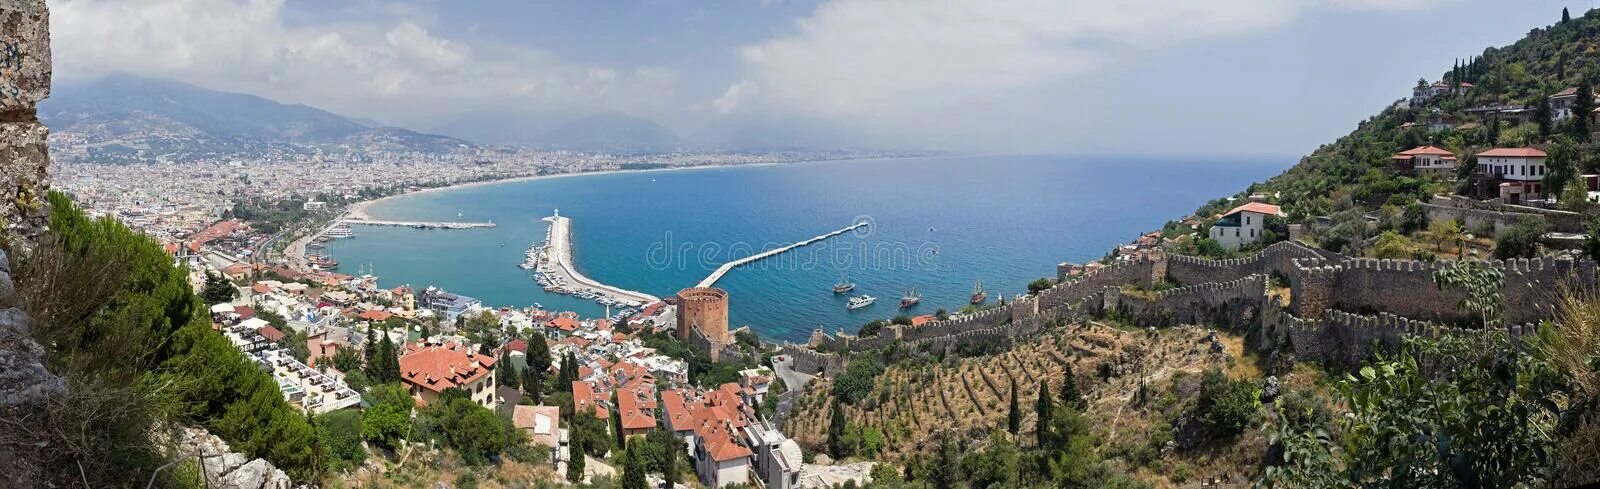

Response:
(1166, 241), (1331, 286)
(1107, 275), (1268, 329)
(1294, 254), (1592, 325)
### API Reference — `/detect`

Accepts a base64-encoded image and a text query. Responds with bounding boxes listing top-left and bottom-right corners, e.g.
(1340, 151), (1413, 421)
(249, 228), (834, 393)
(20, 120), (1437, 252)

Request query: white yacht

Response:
(847, 295), (876, 310)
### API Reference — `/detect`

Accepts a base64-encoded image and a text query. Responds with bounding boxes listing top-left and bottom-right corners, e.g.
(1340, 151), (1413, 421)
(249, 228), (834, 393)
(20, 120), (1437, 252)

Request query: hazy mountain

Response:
(430, 110), (682, 152)
(40, 73), (469, 162)
(687, 115), (878, 151)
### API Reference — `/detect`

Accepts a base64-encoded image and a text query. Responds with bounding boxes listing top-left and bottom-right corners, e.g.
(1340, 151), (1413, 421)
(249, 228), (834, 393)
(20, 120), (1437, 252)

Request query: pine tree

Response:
(567, 437), (586, 483)
(621, 439), (648, 489)
(930, 431), (960, 489)
(1059, 364), (1083, 409)
(1006, 377), (1021, 435)
(1034, 381), (1053, 447)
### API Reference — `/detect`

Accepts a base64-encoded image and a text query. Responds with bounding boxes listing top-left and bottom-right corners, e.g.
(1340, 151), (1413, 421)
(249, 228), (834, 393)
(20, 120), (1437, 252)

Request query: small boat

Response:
(970, 279), (988, 305)
(899, 286), (920, 309)
(833, 272), (856, 294)
(847, 295), (876, 310)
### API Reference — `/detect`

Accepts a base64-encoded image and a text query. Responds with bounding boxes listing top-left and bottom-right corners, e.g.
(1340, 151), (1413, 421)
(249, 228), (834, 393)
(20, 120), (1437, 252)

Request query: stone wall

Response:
(1165, 241), (1331, 286)
(1034, 253), (1155, 310)
(1107, 275), (1268, 329)
(1298, 254), (1591, 325)
(0, 0), (51, 250)
(1275, 306), (1536, 365)
(1423, 195), (1584, 234)
(780, 344), (845, 378)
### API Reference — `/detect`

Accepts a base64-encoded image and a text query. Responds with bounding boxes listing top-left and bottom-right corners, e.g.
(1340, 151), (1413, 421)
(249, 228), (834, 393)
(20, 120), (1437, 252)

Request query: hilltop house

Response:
(1412, 80), (1472, 106)
(1208, 202), (1283, 251)
(512, 405), (566, 462)
(398, 344), (498, 408)
(1474, 147), (1548, 204)
(1550, 87), (1596, 122)
(1391, 145), (1458, 177)
(419, 286), (481, 321)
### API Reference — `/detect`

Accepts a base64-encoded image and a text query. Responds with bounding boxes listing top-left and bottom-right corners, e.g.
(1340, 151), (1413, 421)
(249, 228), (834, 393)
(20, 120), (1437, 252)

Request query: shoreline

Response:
(345, 155), (947, 220)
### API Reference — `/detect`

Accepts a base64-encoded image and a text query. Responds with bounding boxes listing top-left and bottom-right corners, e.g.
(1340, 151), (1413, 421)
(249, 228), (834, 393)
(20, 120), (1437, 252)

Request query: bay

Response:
(326, 155), (1283, 342)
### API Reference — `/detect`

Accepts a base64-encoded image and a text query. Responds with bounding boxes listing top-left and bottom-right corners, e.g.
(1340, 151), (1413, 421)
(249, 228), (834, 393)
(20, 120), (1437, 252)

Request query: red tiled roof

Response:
(1477, 147), (1547, 158)
(506, 339), (528, 354)
(1396, 145), (1454, 157)
(259, 325), (286, 342)
(573, 381), (610, 419)
(1221, 202), (1283, 218)
(552, 316), (579, 331)
(910, 315), (936, 326)
(617, 389), (657, 430)
(399, 346), (497, 396)
(250, 283), (271, 294)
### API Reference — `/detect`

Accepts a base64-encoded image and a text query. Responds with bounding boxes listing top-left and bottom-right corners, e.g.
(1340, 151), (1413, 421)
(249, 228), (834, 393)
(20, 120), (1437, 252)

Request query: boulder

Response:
(220, 459), (273, 489)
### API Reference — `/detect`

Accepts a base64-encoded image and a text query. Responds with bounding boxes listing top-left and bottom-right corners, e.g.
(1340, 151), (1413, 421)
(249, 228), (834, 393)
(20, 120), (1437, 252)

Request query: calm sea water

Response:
(326, 155), (1283, 342)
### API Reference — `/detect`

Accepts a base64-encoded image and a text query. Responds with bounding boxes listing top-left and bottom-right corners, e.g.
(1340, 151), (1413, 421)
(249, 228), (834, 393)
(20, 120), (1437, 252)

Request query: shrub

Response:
(1196, 369), (1259, 439)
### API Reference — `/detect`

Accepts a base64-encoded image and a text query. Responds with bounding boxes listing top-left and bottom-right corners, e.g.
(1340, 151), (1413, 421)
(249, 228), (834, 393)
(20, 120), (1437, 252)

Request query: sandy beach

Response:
(344, 162), (790, 221)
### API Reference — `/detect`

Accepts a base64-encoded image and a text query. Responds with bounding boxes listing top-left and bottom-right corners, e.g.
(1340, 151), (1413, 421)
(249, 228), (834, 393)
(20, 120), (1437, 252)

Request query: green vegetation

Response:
(8, 192), (319, 483)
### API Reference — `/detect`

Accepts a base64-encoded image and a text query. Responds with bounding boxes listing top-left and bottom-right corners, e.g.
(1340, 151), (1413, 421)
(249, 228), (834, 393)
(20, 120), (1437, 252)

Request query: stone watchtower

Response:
(675, 286), (730, 343)
(0, 0), (51, 252)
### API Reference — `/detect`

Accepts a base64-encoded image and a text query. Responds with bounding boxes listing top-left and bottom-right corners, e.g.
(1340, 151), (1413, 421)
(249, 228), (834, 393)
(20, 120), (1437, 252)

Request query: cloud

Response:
(719, 0), (1453, 133)
(50, 0), (679, 125)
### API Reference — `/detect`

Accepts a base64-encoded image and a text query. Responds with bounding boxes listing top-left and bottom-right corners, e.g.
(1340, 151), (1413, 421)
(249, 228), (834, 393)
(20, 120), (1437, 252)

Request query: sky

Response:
(46, 0), (1600, 155)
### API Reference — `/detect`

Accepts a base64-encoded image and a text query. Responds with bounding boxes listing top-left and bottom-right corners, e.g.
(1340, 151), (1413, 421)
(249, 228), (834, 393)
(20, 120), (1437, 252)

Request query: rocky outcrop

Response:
(0, 0), (51, 250)
(182, 427), (293, 489)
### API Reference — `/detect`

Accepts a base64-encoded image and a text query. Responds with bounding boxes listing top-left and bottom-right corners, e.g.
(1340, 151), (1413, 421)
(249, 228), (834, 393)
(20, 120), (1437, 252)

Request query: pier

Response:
(342, 218), (496, 229)
(696, 220), (868, 288)
(536, 213), (661, 307)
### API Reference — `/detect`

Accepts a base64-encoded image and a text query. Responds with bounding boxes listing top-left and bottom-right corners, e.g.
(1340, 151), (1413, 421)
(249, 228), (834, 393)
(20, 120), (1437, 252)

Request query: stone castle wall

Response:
(1107, 275), (1267, 329)
(1165, 241), (1331, 286)
(1034, 253), (1154, 310)
(1294, 254), (1591, 325)
(1423, 195), (1584, 234)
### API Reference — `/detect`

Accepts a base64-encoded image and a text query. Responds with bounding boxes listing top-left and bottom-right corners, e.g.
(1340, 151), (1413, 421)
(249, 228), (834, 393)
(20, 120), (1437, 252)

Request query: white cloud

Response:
(722, 0), (1453, 128)
(50, 0), (679, 125)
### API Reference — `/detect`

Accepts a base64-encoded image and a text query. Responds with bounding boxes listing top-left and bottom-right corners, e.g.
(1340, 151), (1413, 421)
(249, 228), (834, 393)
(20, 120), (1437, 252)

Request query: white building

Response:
(1391, 145), (1458, 177)
(1475, 147), (1549, 204)
(1208, 202), (1283, 251)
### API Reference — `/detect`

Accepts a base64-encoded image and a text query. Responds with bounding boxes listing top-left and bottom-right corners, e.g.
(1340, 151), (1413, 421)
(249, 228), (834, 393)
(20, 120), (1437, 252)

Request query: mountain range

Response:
(41, 74), (880, 162)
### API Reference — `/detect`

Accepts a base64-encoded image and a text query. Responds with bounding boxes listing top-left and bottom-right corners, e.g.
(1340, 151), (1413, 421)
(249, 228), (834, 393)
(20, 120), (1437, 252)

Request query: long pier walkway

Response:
(342, 218), (496, 229)
(696, 220), (868, 288)
(539, 213), (661, 307)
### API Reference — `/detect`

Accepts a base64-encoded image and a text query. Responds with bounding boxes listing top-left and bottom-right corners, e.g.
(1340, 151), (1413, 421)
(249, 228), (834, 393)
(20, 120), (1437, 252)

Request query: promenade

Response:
(342, 218), (495, 229)
(537, 213), (661, 307)
(695, 220), (868, 288)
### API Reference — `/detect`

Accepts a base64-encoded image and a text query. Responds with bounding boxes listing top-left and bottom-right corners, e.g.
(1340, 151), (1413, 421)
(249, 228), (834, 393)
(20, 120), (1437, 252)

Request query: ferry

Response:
(847, 295), (876, 310)
(323, 224), (355, 239)
(899, 286), (920, 309)
(833, 272), (856, 294)
(970, 279), (988, 305)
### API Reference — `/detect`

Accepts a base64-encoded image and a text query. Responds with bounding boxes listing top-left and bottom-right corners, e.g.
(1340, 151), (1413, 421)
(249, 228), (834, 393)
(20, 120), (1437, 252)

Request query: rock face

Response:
(183, 427), (293, 489)
(0, 247), (65, 487)
(0, 0), (50, 249)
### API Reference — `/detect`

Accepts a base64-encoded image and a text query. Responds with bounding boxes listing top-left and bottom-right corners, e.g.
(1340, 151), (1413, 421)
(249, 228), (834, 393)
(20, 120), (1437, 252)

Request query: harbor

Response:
(341, 217), (496, 229)
(530, 210), (661, 309)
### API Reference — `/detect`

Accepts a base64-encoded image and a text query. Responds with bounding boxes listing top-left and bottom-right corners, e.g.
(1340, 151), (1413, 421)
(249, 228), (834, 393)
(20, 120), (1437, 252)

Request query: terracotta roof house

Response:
(1208, 202), (1283, 252)
(399, 345), (498, 408)
(513, 404), (563, 450)
(573, 380), (610, 419)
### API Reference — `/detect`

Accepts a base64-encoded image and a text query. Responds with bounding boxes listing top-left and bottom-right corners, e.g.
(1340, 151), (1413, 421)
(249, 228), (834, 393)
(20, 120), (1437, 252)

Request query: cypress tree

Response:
(496, 350), (518, 389)
(1034, 381), (1053, 447)
(612, 390), (626, 448)
(1575, 78), (1594, 140)
(1006, 377), (1021, 435)
(621, 439), (648, 489)
(567, 437), (586, 483)
(1060, 364), (1083, 410)
(364, 325), (379, 378)
(828, 397), (849, 458)
(523, 367), (544, 404)
(1538, 89), (1554, 139)
(1563, 6), (1572, 23)
(662, 433), (681, 487)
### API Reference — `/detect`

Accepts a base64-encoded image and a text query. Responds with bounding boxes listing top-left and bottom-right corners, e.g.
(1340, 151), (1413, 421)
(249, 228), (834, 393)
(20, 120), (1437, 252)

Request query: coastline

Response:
(345, 158), (912, 220)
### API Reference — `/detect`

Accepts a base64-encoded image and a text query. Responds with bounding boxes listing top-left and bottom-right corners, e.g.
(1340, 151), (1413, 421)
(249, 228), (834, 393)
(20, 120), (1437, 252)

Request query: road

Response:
(770, 354), (815, 427)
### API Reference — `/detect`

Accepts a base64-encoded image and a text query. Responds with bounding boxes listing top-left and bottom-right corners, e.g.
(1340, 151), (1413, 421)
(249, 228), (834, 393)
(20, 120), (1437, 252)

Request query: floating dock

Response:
(696, 220), (868, 288)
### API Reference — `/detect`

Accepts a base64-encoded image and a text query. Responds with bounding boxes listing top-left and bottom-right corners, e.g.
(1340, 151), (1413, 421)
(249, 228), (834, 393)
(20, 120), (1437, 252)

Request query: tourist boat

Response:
(847, 295), (876, 310)
(833, 272), (856, 294)
(899, 286), (920, 309)
(970, 279), (987, 304)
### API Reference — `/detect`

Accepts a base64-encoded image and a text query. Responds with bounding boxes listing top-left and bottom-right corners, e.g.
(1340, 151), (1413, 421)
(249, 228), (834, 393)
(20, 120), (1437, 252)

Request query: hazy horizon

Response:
(49, 0), (1596, 155)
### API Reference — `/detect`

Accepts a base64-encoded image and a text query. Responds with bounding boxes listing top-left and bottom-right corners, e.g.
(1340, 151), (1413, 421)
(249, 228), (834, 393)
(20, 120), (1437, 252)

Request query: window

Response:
(1245, 215), (1251, 225)
(1250, 229), (1255, 238)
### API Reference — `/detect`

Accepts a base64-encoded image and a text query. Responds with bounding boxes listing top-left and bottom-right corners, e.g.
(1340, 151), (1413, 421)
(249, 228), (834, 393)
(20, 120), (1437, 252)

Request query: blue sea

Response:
(326, 155), (1284, 342)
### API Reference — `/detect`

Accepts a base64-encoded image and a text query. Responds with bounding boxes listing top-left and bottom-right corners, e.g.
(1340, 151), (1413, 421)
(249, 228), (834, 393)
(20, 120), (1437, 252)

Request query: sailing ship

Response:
(899, 286), (920, 309)
(970, 279), (988, 304)
(833, 272), (856, 294)
(847, 295), (876, 310)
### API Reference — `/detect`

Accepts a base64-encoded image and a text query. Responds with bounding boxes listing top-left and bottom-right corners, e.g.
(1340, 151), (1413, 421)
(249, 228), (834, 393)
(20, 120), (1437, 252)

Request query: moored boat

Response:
(970, 279), (987, 305)
(847, 294), (876, 310)
(899, 286), (920, 309)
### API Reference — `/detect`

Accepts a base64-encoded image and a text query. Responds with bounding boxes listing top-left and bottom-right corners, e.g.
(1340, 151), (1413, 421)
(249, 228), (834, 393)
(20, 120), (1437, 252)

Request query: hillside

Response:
(41, 73), (470, 163)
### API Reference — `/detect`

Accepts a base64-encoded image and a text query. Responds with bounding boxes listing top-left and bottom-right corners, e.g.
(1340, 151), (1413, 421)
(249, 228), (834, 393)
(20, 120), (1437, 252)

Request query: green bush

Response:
(1196, 369), (1259, 439)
